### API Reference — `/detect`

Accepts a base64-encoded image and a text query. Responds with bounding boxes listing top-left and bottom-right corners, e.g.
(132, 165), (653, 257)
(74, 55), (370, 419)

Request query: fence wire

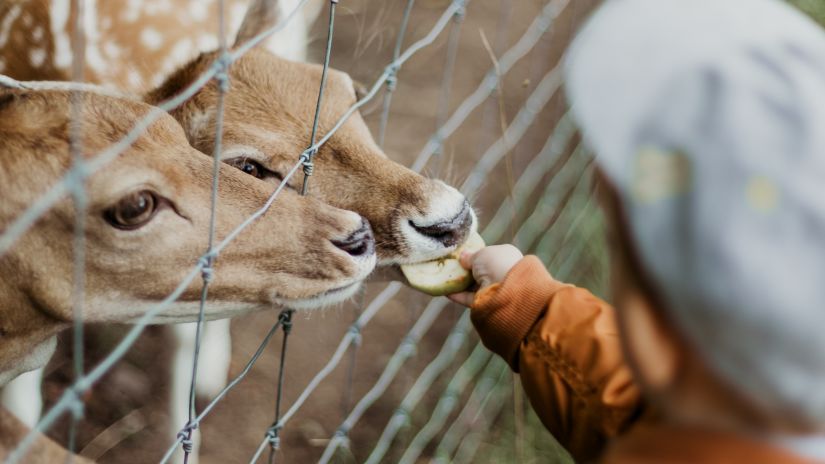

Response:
(1, 0), (601, 461)
(67, 0), (88, 457)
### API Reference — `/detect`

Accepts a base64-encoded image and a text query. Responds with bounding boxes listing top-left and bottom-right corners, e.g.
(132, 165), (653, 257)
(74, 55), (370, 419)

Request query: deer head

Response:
(0, 84), (376, 383)
(145, 1), (476, 269)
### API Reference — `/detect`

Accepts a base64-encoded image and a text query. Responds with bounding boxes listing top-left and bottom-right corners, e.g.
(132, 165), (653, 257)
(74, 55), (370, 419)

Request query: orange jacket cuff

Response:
(471, 255), (572, 371)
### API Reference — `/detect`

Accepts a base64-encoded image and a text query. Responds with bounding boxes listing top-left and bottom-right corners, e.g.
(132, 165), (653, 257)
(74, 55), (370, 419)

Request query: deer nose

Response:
(332, 218), (375, 258)
(409, 201), (472, 248)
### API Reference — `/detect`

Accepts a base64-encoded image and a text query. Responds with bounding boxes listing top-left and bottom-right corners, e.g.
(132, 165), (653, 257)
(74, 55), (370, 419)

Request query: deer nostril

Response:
(332, 218), (375, 258)
(410, 201), (472, 248)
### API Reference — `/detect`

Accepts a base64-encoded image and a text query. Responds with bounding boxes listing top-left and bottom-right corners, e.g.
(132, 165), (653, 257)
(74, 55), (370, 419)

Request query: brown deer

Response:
(0, 82), (376, 461)
(1, 1), (476, 460)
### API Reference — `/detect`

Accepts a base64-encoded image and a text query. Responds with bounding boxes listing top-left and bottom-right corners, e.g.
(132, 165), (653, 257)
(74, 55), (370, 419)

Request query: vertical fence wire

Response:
(264, 309), (294, 464)
(340, 288), (365, 421)
(247, 284), (403, 463)
(431, 0), (467, 169)
(176, 1), (231, 462)
(160, 313), (287, 464)
(302, 0), (338, 196)
(66, 0), (87, 459)
(377, 0), (416, 148)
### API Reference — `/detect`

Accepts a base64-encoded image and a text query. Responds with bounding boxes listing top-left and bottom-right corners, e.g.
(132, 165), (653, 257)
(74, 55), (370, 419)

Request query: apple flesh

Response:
(401, 232), (486, 296)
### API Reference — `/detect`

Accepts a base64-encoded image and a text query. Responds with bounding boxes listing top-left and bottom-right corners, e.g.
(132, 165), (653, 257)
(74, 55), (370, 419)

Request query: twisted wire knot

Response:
(177, 421), (199, 454)
(266, 424), (282, 449)
(453, 0), (467, 19)
(347, 324), (362, 347)
(401, 336), (418, 357)
(384, 63), (400, 91)
(333, 428), (352, 451)
(67, 160), (90, 189)
(279, 310), (294, 334)
(385, 73), (398, 92)
(302, 148), (317, 177)
(67, 387), (85, 420)
(394, 407), (410, 420)
(214, 54), (232, 93)
(180, 437), (194, 454)
(199, 255), (215, 283)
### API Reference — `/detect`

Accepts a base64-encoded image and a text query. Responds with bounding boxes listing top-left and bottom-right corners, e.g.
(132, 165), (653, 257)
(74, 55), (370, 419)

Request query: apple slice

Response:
(401, 232), (485, 296)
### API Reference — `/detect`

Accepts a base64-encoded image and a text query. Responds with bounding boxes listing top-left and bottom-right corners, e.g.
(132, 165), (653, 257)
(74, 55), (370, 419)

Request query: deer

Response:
(0, 0), (329, 447)
(0, 82), (379, 461)
(0, 1), (477, 461)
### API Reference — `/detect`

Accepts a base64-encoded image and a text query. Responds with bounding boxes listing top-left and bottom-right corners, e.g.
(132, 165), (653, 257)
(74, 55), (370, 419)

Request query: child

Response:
(449, 0), (825, 462)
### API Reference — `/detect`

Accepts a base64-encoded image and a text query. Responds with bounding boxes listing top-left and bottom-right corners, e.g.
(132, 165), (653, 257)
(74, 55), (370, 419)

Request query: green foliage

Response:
(787, 0), (825, 27)
(473, 400), (574, 464)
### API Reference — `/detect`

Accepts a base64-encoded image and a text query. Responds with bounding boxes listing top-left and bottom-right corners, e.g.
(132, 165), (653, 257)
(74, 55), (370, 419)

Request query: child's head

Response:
(567, 0), (825, 432)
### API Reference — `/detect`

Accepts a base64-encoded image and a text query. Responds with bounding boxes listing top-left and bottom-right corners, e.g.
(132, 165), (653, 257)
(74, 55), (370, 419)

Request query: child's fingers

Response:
(448, 291), (475, 307)
(459, 249), (478, 270)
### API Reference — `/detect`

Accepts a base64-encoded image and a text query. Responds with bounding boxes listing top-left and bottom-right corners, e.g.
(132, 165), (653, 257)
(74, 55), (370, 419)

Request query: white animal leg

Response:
(0, 367), (44, 427)
(194, 319), (232, 399)
(169, 320), (231, 463)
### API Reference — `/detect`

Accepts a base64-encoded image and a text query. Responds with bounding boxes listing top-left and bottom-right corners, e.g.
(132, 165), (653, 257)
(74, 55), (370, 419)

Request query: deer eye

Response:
(226, 157), (264, 179)
(104, 190), (159, 230)
(224, 156), (284, 182)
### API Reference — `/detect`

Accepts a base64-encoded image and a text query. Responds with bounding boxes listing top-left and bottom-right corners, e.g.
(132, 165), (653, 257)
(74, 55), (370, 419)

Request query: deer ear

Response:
(234, 0), (283, 48)
(302, 0), (326, 27)
(233, 0), (326, 48)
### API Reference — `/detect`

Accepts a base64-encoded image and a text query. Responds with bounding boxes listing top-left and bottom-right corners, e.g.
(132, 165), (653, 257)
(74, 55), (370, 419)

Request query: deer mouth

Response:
(271, 281), (364, 310)
(391, 203), (478, 266)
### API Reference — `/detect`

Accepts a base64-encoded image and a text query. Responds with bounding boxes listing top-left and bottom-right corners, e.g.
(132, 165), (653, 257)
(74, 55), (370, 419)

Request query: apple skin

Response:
(401, 232), (486, 296)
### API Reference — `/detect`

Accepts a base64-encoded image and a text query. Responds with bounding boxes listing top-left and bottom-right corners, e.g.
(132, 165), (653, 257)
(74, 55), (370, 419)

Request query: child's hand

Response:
(448, 244), (524, 307)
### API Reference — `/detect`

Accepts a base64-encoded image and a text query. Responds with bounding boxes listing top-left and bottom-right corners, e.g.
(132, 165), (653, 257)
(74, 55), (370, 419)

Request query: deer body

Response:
(0, 0), (322, 92)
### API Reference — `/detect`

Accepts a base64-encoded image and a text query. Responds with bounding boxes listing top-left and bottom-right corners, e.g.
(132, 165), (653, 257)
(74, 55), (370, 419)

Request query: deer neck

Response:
(0, 276), (64, 387)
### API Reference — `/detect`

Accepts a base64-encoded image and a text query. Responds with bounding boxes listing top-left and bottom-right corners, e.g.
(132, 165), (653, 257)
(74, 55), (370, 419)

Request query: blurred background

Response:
(31, 0), (824, 463)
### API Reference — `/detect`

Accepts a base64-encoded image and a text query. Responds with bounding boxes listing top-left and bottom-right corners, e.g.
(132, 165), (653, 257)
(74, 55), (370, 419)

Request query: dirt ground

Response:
(39, 1), (601, 462)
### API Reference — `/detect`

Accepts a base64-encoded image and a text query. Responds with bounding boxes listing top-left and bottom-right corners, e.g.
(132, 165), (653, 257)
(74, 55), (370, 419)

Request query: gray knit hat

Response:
(565, 0), (825, 424)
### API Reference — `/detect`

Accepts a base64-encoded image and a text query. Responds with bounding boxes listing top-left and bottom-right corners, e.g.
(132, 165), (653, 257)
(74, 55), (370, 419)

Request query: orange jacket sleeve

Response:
(471, 256), (643, 462)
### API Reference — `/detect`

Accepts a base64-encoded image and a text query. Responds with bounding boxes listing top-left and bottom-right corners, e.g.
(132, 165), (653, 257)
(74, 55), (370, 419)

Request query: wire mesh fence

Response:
(1, 0), (604, 462)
